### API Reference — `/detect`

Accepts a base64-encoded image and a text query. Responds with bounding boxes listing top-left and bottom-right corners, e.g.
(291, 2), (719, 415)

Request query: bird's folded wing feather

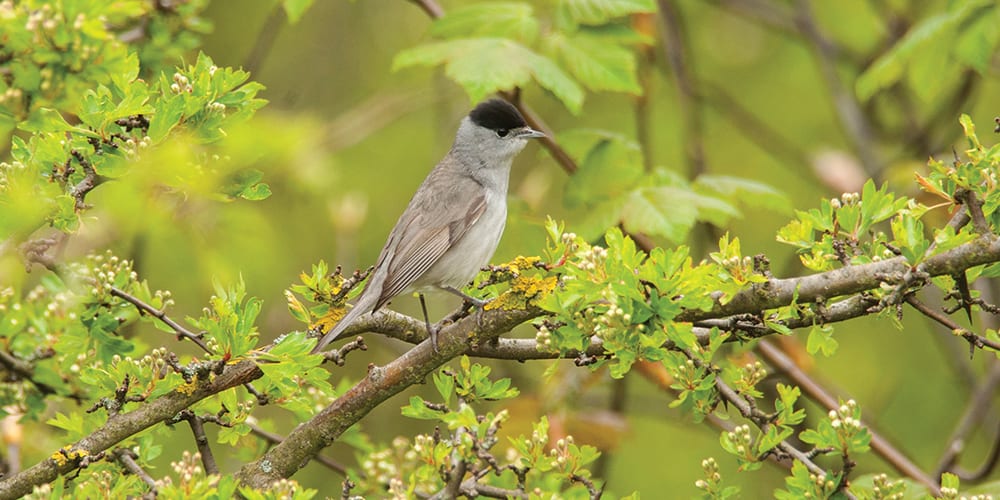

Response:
(374, 176), (487, 310)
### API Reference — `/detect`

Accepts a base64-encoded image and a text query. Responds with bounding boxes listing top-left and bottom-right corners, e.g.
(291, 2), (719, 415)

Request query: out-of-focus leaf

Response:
(557, 0), (656, 27)
(564, 131), (644, 207)
(546, 32), (641, 94)
(431, 3), (539, 44)
(856, 0), (992, 101)
(394, 38), (584, 113)
(621, 186), (698, 243)
(283, 0), (316, 24)
(694, 175), (793, 214)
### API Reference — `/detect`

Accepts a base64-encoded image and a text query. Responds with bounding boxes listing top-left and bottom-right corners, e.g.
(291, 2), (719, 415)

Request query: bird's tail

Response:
(311, 291), (378, 353)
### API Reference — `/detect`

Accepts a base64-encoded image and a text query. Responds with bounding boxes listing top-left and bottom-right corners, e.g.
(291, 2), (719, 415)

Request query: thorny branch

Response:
(109, 286), (211, 354)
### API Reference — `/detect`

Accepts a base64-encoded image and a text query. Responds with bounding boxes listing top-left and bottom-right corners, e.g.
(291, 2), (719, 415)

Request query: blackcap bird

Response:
(312, 99), (545, 353)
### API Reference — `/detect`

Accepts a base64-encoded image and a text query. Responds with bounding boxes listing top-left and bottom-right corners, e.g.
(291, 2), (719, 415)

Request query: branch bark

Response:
(0, 359), (262, 500)
(234, 305), (541, 489)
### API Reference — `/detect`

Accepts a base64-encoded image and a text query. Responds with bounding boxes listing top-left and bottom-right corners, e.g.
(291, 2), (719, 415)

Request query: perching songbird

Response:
(312, 99), (545, 353)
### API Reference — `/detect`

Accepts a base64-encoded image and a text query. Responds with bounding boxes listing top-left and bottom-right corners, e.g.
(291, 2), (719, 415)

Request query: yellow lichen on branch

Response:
(50, 446), (89, 467)
(485, 275), (558, 311)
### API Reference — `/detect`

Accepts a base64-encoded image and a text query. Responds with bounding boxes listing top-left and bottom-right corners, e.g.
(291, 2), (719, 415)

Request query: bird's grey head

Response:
(452, 99), (545, 165)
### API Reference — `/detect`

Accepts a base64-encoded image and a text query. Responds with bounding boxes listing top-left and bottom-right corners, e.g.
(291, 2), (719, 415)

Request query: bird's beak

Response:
(517, 127), (546, 139)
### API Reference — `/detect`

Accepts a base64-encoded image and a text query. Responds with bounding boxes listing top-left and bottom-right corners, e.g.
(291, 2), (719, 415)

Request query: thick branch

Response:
(0, 360), (262, 500)
(678, 235), (1000, 322)
(235, 305), (541, 489)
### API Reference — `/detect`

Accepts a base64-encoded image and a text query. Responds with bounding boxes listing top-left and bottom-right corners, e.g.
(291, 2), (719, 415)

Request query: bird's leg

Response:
(440, 285), (488, 329)
(418, 293), (439, 352)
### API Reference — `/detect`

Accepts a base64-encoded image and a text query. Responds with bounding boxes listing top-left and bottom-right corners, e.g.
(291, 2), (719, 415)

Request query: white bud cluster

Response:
(694, 456), (722, 490)
(24, 4), (54, 32)
(726, 425), (753, 455)
(577, 245), (607, 272)
(675, 358), (697, 377)
(807, 471), (835, 492)
(743, 361), (767, 383)
(534, 323), (553, 350)
(170, 451), (203, 485)
(828, 399), (861, 431)
(171, 72), (193, 94)
(548, 435), (575, 467)
(267, 478), (302, 498)
(0, 160), (24, 190)
(361, 443), (404, 485)
(122, 135), (152, 158)
(870, 473), (904, 500)
(0, 87), (23, 105)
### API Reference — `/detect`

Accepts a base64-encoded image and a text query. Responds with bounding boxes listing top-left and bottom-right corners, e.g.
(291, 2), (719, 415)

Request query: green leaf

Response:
(693, 175), (792, 215)
(546, 32), (641, 94)
(558, 0), (656, 26)
(954, 6), (1000, 73)
(283, 0), (316, 24)
(564, 131), (644, 207)
(394, 38), (584, 113)
(47, 412), (84, 435)
(621, 186), (698, 243)
(431, 3), (539, 44)
(856, 0), (992, 101)
(806, 324), (838, 357)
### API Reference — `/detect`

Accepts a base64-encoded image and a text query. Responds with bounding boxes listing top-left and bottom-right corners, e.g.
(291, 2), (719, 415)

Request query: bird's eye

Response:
(496, 129), (509, 138)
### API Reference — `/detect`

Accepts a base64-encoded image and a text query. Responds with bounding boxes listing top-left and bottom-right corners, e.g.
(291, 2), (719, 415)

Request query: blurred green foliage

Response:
(2, 0), (1000, 498)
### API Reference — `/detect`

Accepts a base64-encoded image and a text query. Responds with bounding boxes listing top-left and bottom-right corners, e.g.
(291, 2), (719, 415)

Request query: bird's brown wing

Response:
(373, 173), (487, 311)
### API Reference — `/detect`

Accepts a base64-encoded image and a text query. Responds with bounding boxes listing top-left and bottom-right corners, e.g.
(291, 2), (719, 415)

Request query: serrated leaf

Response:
(621, 186), (698, 243)
(954, 7), (1000, 73)
(547, 32), (641, 94)
(693, 175), (792, 214)
(394, 38), (584, 113)
(283, 0), (315, 24)
(558, 0), (656, 26)
(856, 0), (992, 101)
(431, 3), (539, 44)
(564, 132), (644, 206)
(806, 324), (838, 357)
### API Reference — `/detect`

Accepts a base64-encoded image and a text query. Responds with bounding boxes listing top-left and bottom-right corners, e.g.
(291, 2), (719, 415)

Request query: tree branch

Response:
(0, 359), (262, 499)
(109, 286), (211, 354)
(756, 339), (940, 493)
(235, 305), (541, 489)
(679, 235), (1000, 322)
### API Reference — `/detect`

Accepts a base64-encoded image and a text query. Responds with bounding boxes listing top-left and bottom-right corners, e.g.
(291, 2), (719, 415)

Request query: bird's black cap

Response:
(468, 99), (527, 131)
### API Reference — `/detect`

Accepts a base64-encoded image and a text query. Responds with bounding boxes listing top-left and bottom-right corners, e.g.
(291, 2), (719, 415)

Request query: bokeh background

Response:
(6, 0), (1000, 496)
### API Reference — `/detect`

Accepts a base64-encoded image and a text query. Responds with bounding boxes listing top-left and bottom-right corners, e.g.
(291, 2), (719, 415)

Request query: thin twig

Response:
(657, 0), (706, 179)
(182, 412), (219, 475)
(408, 0), (443, 19)
(934, 361), (1000, 480)
(0, 350), (58, 396)
(109, 286), (211, 353)
(906, 295), (1000, 353)
(113, 448), (157, 498)
(756, 339), (941, 493)
(793, 0), (881, 177)
(712, 372), (828, 477)
(242, 5), (286, 76)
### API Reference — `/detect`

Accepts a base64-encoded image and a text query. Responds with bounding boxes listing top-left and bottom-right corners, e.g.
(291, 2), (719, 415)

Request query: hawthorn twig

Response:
(934, 362), (1000, 480)
(756, 339), (940, 493)
(113, 448), (157, 498)
(109, 286), (211, 353)
(906, 295), (1000, 353)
